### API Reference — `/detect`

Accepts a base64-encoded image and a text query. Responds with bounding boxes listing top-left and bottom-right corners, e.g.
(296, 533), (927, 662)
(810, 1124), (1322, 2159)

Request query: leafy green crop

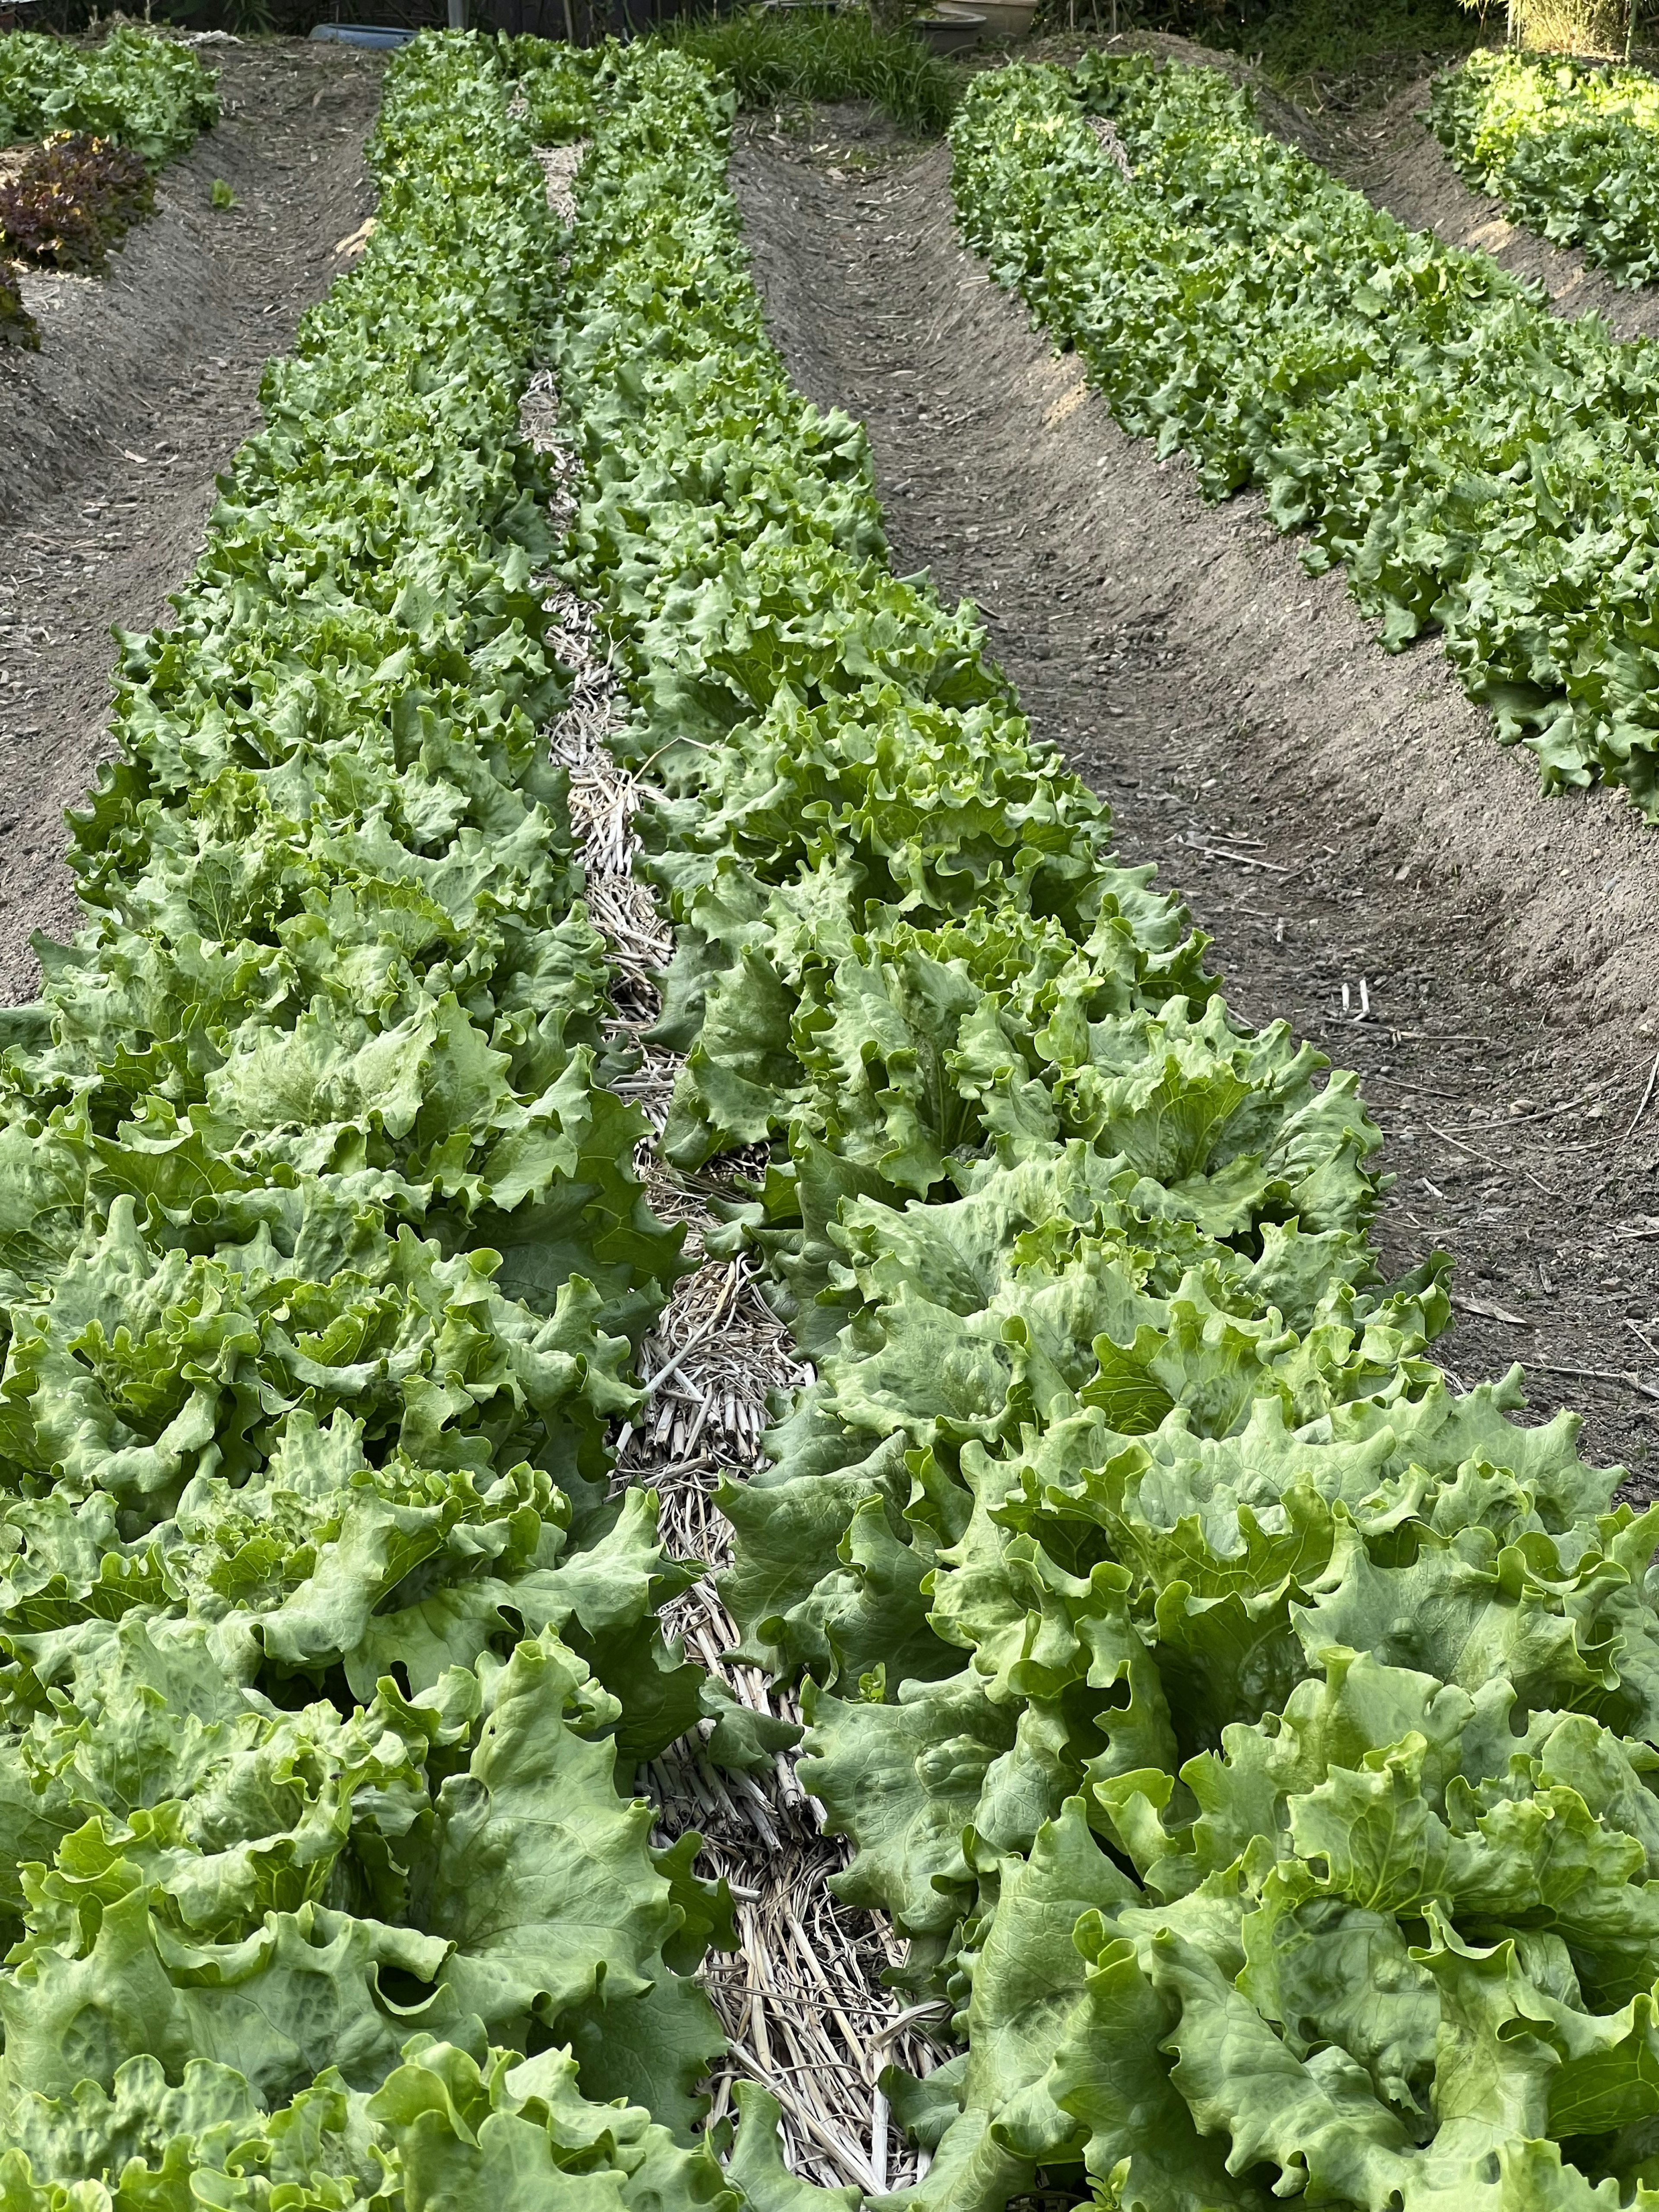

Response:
(0, 31), (841, 2202)
(23, 18), (1659, 2201)
(0, 27), (216, 168)
(950, 51), (1659, 823)
(1431, 48), (1659, 289)
(539, 32), (1659, 2211)
(0, 133), (156, 273)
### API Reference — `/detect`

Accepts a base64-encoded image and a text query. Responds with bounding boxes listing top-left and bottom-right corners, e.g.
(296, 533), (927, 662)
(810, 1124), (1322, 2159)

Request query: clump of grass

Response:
(1222, 0), (1478, 85)
(1117, 0), (1480, 105)
(659, 9), (961, 135)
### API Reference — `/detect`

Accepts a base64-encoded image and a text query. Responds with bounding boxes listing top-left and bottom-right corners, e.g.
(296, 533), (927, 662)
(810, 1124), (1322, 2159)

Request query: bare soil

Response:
(0, 36), (385, 1001)
(732, 104), (1659, 1488)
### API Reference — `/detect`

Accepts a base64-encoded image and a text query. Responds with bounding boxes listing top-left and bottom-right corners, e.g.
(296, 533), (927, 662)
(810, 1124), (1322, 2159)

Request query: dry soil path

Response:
(734, 107), (1659, 1486)
(0, 36), (385, 1003)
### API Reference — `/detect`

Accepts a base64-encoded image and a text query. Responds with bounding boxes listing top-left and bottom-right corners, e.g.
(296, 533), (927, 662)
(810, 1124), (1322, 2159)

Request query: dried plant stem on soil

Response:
(520, 144), (947, 2191)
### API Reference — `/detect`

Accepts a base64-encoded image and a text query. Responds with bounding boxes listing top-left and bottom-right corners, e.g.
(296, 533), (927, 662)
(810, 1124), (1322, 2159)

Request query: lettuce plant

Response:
(0, 25), (216, 167)
(0, 133), (154, 272)
(951, 53), (1659, 822)
(1431, 48), (1659, 289)
(542, 37), (1659, 2210)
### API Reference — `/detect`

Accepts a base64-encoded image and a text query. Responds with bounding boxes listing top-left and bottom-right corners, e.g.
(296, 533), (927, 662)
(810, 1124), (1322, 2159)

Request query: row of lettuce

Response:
(0, 34), (835, 2207)
(0, 29), (218, 350)
(1, 133), (156, 293)
(0, 28), (215, 164)
(543, 35), (1659, 2212)
(25, 25), (1659, 2207)
(949, 51), (1659, 819)
(1430, 47), (1659, 291)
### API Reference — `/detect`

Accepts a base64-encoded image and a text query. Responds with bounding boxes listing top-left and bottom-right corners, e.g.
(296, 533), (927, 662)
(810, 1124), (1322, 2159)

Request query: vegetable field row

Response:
(21, 24), (1659, 2207)
(952, 54), (1659, 820)
(0, 36), (812, 2202)
(0, 28), (216, 167)
(551, 40), (1659, 2212)
(1430, 48), (1659, 291)
(0, 29), (219, 351)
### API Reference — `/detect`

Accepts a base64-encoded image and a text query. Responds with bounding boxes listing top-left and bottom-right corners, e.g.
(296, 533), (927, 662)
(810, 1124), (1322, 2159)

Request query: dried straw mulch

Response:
(520, 167), (950, 2189)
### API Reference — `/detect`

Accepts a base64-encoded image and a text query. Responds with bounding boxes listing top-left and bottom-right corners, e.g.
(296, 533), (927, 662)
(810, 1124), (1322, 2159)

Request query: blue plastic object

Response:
(308, 23), (418, 47)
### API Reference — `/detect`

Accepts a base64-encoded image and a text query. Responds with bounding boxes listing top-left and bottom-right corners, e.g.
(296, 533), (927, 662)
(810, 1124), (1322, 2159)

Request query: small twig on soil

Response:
(1623, 1046), (1659, 1140)
(1470, 1082), (1619, 1130)
(1424, 1105), (1569, 1197)
(1518, 1165), (1568, 1201)
(1452, 1292), (1531, 1328)
(1382, 1030), (1490, 1044)
(1528, 1361), (1659, 1404)
(1196, 842), (1294, 873)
